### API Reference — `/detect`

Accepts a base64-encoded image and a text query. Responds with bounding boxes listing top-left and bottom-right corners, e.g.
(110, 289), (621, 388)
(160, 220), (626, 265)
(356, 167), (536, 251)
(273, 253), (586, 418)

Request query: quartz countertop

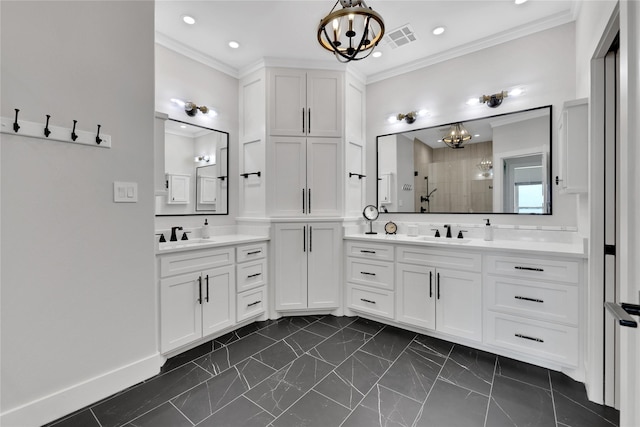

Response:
(344, 233), (587, 259)
(156, 234), (269, 255)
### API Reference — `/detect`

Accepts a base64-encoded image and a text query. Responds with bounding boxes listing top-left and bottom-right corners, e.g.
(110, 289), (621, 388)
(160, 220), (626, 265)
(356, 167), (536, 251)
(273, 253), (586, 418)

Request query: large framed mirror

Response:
(376, 105), (551, 214)
(156, 118), (229, 216)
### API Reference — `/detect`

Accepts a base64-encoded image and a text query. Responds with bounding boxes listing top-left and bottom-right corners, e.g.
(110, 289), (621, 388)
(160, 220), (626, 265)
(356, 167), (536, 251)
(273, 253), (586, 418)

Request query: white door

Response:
(396, 263), (436, 330)
(269, 68), (306, 136)
(307, 222), (341, 309)
(201, 265), (236, 337)
(306, 137), (341, 217)
(274, 223), (308, 310)
(306, 70), (343, 137)
(436, 268), (482, 342)
(160, 272), (203, 353)
(271, 136), (307, 216)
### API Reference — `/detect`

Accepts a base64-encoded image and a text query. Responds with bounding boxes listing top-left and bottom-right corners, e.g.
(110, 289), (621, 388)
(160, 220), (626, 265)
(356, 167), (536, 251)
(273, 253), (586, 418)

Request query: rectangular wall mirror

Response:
(376, 105), (551, 214)
(156, 118), (229, 216)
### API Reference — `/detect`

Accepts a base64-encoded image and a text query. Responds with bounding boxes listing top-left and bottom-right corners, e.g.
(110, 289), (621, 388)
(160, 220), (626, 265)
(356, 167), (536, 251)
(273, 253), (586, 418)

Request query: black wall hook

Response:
(95, 124), (102, 145)
(13, 109), (20, 133)
(71, 120), (78, 141)
(44, 115), (52, 137)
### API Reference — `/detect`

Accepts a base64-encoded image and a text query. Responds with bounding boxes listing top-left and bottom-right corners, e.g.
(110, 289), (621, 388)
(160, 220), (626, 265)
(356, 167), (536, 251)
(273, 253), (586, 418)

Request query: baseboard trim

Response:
(1, 352), (165, 427)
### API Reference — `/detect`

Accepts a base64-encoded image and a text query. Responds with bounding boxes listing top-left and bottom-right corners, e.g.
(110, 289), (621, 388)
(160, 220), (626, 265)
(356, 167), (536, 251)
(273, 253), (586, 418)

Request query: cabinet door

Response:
(201, 265), (236, 338)
(160, 272), (203, 353)
(167, 174), (190, 204)
(274, 223), (308, 310)
(396, 264), (436, 330)
(307, 137), (341, 216)
(307, 223), (341, 309)
(269, 69), (306, 136)
(345, 139), (365, 217)
(306, 70), (343, 137)
(557, 100), (588, 193)
(271, 136), (307, 216)
(436, 269), (482, 342)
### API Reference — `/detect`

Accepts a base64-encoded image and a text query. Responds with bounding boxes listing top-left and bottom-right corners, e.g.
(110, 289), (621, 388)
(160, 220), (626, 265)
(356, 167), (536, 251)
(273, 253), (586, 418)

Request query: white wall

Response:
(366, 23), (576, 226)
(155, 45), (239, 230)
(0, 1), (158, 425)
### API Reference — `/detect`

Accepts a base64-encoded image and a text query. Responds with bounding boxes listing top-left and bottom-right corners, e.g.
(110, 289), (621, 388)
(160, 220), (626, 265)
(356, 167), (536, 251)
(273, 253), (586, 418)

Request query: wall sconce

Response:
(194, 155), (211, 163)
(469, 88), (524, 108)
(390, 109), (429, 124)
(171, 98), (218, 117)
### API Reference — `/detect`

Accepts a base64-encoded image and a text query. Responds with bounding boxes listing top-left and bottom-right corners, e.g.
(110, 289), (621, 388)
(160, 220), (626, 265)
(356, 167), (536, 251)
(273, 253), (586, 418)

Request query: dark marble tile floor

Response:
(45, 315), (619, 427)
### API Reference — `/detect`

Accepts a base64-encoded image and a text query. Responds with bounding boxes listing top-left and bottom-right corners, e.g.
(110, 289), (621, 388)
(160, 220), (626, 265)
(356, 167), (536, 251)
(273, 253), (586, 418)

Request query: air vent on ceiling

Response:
(384, 24), (417, 49)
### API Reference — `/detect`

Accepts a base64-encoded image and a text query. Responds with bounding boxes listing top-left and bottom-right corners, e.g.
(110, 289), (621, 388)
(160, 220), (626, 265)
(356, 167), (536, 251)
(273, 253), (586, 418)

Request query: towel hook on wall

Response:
(44, 115), (52, 137)
(13, 109), (20, 133)
(95, 124), (102, 145)
(71, 120), (78, 141)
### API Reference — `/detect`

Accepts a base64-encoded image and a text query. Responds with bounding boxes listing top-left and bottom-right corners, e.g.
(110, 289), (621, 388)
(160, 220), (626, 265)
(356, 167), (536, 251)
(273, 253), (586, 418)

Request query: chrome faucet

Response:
(444, 224), (452, 238)
(170, 226), (183, 242)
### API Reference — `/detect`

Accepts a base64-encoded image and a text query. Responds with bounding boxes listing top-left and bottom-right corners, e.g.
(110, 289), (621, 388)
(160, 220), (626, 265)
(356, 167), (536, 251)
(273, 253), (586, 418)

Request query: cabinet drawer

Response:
(237, 286), (266, 323)
(346, 257), (394, 290)
(237, 259), (268, 292)
(396, 246), (481, 272)
(346, 241), (394, 261)
(485, 255), (579, 284)
(485, 276), (578, 325)
(237, 242), (267, 263)
(484, 312), (578, 367)
(160, 248), (234, 278)
(347, 284), (394, 320)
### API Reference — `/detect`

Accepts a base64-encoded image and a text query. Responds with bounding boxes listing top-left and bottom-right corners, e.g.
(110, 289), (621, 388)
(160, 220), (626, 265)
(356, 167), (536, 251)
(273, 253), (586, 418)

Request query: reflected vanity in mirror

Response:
(377, 106), (551, 214)
(156, 118), (229, 216)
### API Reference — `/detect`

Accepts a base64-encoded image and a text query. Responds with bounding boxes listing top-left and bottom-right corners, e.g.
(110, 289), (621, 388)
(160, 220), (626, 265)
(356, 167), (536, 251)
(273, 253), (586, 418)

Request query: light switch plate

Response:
(114, 181), (138, 203)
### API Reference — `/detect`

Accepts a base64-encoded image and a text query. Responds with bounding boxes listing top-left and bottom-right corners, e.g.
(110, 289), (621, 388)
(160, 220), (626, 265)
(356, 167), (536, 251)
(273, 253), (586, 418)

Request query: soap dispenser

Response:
(202, 219), (211, 239)
(483, 218), (493, 241)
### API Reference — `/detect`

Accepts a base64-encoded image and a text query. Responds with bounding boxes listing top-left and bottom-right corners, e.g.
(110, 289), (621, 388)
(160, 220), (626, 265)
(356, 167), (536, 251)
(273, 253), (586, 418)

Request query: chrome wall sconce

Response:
(317, 0), (385, 63)
(171, 98), (217, 117)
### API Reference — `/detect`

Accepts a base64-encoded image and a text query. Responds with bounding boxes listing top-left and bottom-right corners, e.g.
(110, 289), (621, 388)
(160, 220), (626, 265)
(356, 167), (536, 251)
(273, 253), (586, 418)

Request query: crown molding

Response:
(366, 10), (575, 85)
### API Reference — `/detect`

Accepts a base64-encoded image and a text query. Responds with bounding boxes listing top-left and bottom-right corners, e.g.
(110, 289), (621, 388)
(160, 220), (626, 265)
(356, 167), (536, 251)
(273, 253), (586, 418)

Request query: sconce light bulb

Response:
(387, 115), (397, 124)
(207, 109), (218, 117)
(418, 109), (428, 117)
(467, 97), (480, 106)
(332, 18), (340, 31)
(171, 98), (186, 107)
(509, 87), (524, 97)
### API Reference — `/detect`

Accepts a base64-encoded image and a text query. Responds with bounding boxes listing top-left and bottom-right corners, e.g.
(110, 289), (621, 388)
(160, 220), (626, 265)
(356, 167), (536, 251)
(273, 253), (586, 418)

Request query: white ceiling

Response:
(155, 0), (578, 83)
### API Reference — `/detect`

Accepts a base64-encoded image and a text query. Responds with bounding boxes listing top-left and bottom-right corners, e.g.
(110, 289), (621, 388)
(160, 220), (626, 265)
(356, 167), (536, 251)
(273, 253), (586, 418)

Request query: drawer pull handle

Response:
(247, 300), (262, 307)
(247, 273), (262, 278)
(515, 266), (544, 272)
(514, 296), (544, 303)
(515, 333), (544, 343)
(360, 250), (376, 254)
(360, 298), (376, 304)
(247, 250), (262, 255)
(360, 271), (376, 276)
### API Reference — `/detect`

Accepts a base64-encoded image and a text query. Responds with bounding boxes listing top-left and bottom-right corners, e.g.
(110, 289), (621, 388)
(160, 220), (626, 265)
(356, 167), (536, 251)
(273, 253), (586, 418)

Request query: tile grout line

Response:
(169, 400), (196, 426)
(550, 370), (560, 427)
(89, 408), (103, 427)
(483, 356), (498, 427)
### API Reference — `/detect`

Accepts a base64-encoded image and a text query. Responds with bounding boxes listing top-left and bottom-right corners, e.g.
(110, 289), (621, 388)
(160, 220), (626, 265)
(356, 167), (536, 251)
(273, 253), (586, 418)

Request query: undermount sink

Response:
(418, 236), (472, 244)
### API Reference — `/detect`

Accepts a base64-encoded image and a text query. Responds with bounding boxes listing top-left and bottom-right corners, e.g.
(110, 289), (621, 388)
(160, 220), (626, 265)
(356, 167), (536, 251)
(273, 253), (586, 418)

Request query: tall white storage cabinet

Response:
(556, 98), (588, 193)
(345, 76), (366, 217)
(274, 222), (341, 311)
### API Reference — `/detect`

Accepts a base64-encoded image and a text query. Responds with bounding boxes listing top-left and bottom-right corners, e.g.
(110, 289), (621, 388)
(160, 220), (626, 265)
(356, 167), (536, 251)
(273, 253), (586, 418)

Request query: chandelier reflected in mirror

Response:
(317, 0), (385, 63)
(477, 157), (493, 177)
(442, 122), (472, 149)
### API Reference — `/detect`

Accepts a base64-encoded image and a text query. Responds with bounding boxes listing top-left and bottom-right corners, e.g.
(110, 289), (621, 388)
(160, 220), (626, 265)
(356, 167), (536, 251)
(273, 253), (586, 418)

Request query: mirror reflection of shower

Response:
(420, 176), (437, 213)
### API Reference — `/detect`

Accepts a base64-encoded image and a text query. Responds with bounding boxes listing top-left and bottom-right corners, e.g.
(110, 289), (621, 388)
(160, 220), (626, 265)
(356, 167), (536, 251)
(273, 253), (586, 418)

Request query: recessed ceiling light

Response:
(515, 0), (528, 4)
(182, 15), (196, 25)
(432, 26), (445, 36)
(180, 125), (187, 129)
(228, 41), (240, 49)
(372, 51), (382, 58)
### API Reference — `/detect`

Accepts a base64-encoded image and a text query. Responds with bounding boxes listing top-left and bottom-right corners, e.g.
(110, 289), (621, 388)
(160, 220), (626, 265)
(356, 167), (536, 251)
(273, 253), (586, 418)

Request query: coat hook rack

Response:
(13, 109), (20, 132)
(71, 120), (78, 141)
(44, 115), (52, 137)
(95, 124), (102, 145)
(240, 171), (261, 178)
(349, 172), (366, 180)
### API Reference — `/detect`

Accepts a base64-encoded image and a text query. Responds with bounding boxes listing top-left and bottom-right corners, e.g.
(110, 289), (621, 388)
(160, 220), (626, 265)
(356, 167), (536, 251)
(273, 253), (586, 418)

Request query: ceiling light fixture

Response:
(372, 51), (382, 58)
(477, 157), (493, 177)
(317, 0), (385, 63)
(442, 122), (471, 149)
(228, 41), (240, 49)
(182, 15), (196, 25)
(432, 26), (445, 35)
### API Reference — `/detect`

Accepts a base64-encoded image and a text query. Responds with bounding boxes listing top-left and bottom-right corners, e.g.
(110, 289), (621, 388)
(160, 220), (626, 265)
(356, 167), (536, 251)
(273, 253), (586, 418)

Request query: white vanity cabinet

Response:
(556, 98), (588, 193)
(483, 254), (581, 367)
(270, 136), (341, 217)
(268, 68), (343, 138)
(236, 242), (268, 322)
(396, 246), (482, 342)
(159, 248), (236, 353)
(274, 222), (341, 311)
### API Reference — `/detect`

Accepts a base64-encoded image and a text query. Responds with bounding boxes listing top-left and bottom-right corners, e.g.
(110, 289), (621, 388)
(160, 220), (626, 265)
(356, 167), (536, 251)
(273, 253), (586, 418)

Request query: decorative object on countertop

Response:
(362, 204), (379, 235)
(384, 221), (397, 235)
(484, 218), (493, 241)
(202, 218), (211, 239)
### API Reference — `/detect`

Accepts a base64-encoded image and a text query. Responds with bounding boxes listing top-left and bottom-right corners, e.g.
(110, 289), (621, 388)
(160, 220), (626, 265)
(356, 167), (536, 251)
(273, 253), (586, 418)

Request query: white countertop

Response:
(156, 234), (269, 254)
(344, 233), (587, 259)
